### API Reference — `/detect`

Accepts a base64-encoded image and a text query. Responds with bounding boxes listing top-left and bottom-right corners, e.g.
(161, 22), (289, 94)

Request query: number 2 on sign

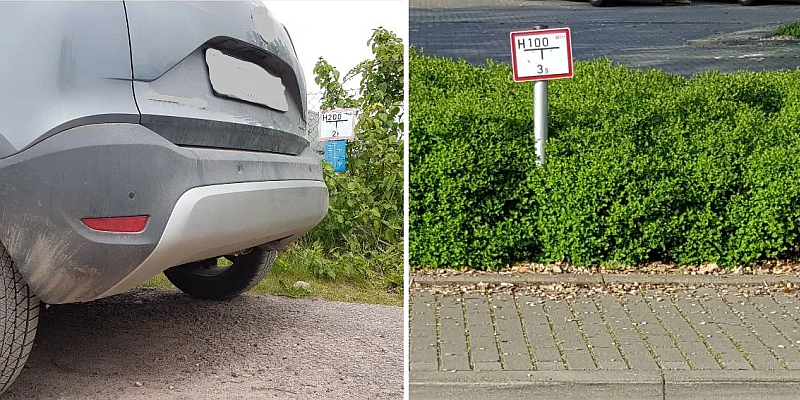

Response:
(537, 65), (549, 74)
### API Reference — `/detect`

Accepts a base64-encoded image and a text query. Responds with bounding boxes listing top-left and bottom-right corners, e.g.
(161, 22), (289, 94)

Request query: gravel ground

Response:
(2, 288), (403, 400)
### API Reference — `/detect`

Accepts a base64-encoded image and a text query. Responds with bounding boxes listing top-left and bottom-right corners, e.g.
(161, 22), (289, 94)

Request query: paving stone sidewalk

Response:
(409, 276), (800, 399)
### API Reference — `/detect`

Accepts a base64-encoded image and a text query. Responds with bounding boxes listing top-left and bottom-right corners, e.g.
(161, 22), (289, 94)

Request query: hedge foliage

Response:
(301, 29), (404, 289)
(774, 21), (800, 39)
(410, 50), (800, 269)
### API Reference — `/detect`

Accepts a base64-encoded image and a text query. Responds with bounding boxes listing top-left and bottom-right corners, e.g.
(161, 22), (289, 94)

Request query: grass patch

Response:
(774, 21), (800, 38)
(141, 244), (402, 306)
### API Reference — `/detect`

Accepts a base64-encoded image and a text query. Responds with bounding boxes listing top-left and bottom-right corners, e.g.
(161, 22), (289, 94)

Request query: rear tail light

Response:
(81, 216), (149, 233)
(282, 24), (297, 57)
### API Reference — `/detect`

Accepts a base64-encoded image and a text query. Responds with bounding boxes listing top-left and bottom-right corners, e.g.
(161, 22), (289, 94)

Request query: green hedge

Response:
(775, 21), (800, 39)
(410, 50), (800, 269)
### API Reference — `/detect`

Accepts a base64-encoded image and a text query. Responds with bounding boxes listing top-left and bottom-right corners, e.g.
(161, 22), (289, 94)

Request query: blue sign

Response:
(324, 140), (347, 173)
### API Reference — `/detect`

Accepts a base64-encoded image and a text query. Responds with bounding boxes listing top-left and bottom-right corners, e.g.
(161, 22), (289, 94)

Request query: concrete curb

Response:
(410, 371), (663, 400)
(665, 371), (800, 400)
(687, 25), (800, 47)
(409, 370), (800, 400)
(412, 273), (800, 286)
(412, 274), (603, 285)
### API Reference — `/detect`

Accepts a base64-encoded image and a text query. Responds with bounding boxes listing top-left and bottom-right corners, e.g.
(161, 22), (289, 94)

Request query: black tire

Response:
(738, 0), (755, 5)
(0, 242), (39, 395)
(590, 0), (613, 6)
(164, 247), (276, 300)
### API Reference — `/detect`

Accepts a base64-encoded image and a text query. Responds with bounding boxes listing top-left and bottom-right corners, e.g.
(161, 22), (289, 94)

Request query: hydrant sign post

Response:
(319, 108), (358, 173)
(510, 26), (574, 166)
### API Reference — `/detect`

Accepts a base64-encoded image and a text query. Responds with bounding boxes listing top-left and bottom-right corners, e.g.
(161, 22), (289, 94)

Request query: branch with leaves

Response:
(305, 28), (404, 289)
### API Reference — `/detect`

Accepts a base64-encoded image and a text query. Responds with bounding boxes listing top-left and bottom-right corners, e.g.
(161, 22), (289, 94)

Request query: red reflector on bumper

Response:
(81, 216), (148, 233)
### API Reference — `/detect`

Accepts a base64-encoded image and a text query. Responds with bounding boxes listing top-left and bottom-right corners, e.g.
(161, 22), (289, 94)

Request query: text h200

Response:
(323, 113), (346, 122)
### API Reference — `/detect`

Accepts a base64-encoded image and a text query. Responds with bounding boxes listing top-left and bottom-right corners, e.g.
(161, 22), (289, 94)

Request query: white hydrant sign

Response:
(510, 28), (573, 82)
(319, 108), (357, 141)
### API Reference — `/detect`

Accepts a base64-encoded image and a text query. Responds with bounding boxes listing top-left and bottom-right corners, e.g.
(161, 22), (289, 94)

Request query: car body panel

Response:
(0, 123), (325, 304)
(125, 1), (308, 154)
(133, 48), (308, 155)
(0, 1), (138, 159)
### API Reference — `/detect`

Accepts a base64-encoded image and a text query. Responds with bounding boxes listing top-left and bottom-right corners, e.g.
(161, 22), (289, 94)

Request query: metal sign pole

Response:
(532, 25), (548, 166)
(534, 80), (548, 166)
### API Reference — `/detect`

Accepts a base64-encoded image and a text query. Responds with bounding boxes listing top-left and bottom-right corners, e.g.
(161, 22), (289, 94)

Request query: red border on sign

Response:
(510, 27), (573, 82)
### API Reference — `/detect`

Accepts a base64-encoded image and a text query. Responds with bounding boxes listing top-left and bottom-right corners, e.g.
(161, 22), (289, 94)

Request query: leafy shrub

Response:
(410, 49), (800, 269)
(775, 21), (800, 39)
(302, 28), (404, 289)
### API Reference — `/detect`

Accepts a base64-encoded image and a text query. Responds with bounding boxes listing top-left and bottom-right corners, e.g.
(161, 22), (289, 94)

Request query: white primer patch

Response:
(205, 48), (289, 112)
(252, 6), (277, 43)
(141, 91), (208, 109)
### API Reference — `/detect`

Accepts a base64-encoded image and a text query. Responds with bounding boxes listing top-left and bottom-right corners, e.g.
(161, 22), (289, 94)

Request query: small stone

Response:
(699, 263), (719, 275)
(169, 385), (175, 390)
(134, 382), (143, 387)
(294, 281), (311, 289)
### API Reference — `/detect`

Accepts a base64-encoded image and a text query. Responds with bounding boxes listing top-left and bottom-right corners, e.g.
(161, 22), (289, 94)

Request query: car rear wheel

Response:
(163, 247), (276, 300)
(590, 0), (614, 6)
(738, 0), (755, 5)
(0, 242), (39, 394)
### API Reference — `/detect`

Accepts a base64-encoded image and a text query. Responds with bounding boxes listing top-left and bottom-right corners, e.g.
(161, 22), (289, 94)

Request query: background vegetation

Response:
(774, 21), (800, 38)
(410, 50), (800, 270)
(307, 27), (404, 292)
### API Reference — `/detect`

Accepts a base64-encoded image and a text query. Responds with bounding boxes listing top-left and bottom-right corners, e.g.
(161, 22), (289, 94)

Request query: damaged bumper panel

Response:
(0, 123), (327, 304)
(99, 180), (328, 299)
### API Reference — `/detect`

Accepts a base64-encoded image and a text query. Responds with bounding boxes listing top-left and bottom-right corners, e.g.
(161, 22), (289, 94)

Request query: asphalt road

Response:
(410, 0), (800, 75)
(2, 289), (403, 400)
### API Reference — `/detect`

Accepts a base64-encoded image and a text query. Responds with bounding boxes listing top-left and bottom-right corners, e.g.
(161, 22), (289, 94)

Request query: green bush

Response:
(302, 28), (404, 290)
(775, 21), (800, 39)
(410, 50), (800, 269)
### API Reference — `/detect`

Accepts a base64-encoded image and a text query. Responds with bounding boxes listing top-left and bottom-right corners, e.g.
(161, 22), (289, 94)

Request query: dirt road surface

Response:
(3, 288), (402, 400)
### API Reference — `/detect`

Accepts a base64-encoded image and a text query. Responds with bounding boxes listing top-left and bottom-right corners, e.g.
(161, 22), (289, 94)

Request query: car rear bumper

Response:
(0, 123), (327, 304)
(99, 180), (327, 299)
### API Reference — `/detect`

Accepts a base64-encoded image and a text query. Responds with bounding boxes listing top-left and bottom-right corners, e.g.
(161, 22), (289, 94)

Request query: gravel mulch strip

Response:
(414, 259), (800, 278)
(411, 280), (800, 301)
